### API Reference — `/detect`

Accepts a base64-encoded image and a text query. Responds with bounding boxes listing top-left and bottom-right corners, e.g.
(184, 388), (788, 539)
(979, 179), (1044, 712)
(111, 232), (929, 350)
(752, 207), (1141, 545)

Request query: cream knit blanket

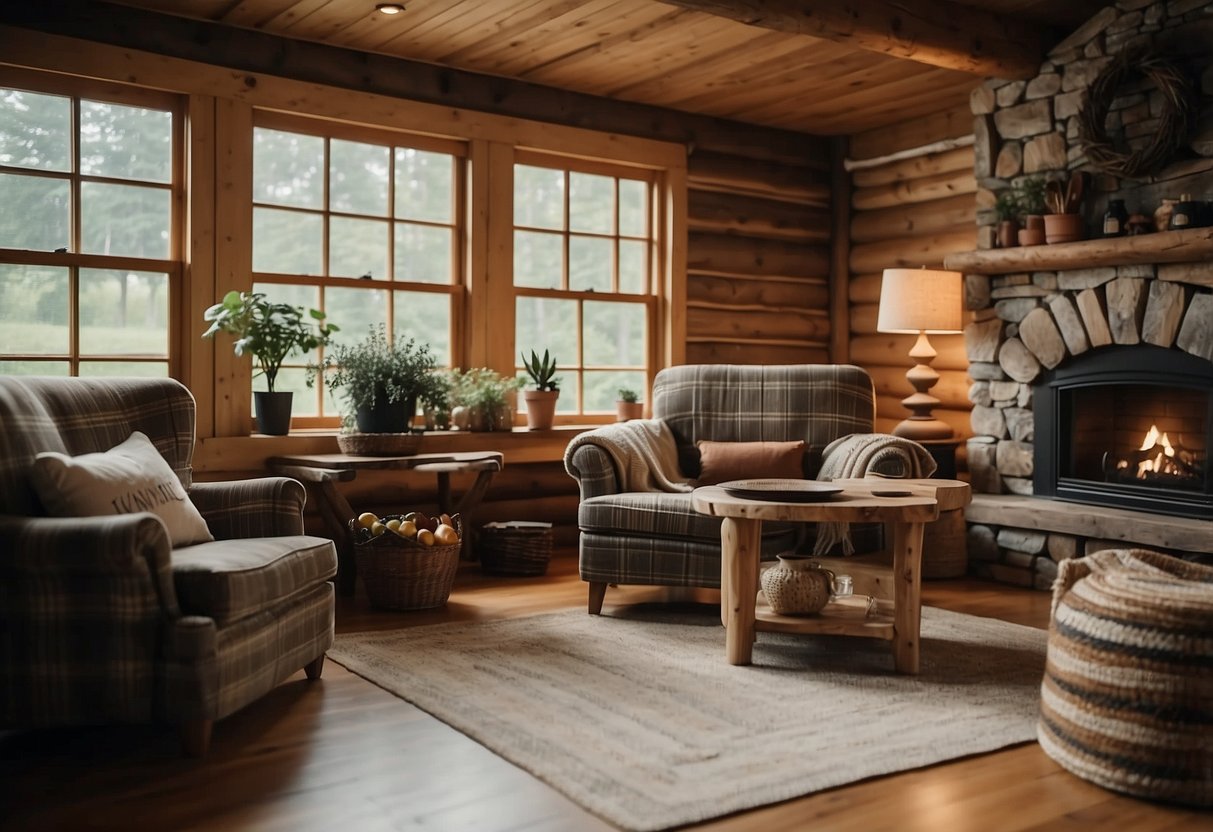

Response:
(813, 433), (937, 555)
(565, 420), (692, 493)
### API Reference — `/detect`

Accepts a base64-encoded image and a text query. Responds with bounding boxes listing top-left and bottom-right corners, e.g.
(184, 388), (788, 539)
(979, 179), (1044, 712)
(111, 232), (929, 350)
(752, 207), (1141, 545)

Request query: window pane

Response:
(253, 207), (323, 275)
(0, 359), (69, 375)
(0, 264), (68, 354)
(395, 148), (452, 223)
(514, 164), (563, 230)
(619, 239), (647, 294)
(583, 370), (646, 413)
(78, 269), (168, 356)
(330, 139), (389, 216)
(329, 216), (388, 279)
(325, 288), (389, 349)
(516, 297), (576, 376)
(569, 172), (613, 234)
(80, 101), (172, 183)
(252, 282), (319, 311)
(584, 300), (646, 366)
(514, 230), (561, 289)
(619, 179), (647, 237)
(393, 291), (450, 365)
(555, 374), (579, 413)
(79, 361), (168, 378)
(569, 236), (611, 292)
(80, 182), (170, 258)
(254, 128), (323, 209)
(0, 88), (70, 171)
(0, 173), (69, 251)
(394, 223), (451, 284)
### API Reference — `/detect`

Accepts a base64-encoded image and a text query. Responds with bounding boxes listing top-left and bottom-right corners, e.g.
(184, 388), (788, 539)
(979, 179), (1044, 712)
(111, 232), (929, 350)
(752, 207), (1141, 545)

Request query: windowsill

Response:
(193, 425), (601, 473)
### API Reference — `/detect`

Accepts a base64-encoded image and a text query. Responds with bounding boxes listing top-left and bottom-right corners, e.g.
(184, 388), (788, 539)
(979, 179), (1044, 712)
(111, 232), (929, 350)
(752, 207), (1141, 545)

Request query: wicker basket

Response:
(478, 521), (553, 576)
(349, 516), (460, 610)
(337, 432), (422, 456)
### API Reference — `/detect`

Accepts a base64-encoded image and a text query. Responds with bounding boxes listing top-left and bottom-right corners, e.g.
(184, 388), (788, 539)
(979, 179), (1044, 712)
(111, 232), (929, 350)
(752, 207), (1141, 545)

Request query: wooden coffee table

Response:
(691, 478), (970, 673)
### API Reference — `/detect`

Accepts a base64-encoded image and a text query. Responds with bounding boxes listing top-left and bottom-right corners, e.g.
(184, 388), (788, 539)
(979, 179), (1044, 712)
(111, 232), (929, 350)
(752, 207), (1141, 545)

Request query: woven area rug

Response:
(329, 606), (1047, 831)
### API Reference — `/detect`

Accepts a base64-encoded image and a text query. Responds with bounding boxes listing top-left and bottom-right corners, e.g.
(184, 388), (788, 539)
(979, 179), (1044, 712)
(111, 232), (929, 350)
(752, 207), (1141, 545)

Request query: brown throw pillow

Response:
(695, 440), (807, 485)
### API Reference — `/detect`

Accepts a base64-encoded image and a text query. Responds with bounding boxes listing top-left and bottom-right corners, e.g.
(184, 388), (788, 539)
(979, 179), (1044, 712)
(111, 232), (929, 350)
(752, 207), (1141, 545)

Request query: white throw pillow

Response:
(29, 431), (214, 547)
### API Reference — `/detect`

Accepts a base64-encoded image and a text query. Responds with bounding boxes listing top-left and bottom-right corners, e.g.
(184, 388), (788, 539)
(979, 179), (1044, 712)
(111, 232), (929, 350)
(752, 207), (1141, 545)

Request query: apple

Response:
(416, 528), (435, 547)
(357, 511), (378, 529)
(434, 524), (459, 546)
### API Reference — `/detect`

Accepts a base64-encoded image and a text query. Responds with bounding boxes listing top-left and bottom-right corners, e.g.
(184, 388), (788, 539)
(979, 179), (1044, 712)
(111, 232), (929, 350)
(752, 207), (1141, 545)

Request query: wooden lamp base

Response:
(892, 331), (954, 441)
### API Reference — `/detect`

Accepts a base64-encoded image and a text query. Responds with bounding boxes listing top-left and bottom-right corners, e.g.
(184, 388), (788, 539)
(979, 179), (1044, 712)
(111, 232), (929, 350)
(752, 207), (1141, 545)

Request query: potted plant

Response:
(616, 387), (643, 422)
(310, 323), (443, 435)
(447, 368), (523, 431)
(993, 190), (1020, 249)
(1016, 177), (1047, 246)
(520, 349), (560, 430)
(202, 290), (337, 436)
(1044, 173), (1085, 244)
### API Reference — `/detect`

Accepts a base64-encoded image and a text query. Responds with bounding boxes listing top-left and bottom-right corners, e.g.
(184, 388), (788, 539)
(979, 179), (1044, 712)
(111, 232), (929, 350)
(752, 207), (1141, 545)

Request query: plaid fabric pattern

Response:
(0, 375), (336, 734)
(566, 364), (878, 590)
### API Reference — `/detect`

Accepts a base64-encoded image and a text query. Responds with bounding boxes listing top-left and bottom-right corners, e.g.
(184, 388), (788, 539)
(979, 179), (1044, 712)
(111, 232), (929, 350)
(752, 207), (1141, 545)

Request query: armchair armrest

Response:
(818, 433), (937, 481)
(565, 443), (622, 500)
(189, 477), (306, 539)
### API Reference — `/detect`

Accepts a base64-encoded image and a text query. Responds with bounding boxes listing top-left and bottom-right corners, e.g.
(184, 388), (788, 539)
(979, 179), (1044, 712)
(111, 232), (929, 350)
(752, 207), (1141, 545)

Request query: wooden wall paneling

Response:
(830, 136), (850, 364)
(848, 273), (883, 304)
(212, 97), (253, 438)
(685, 341), (831, 365)
(686, 306), (830, 342)
(849, 229), (976, 274)
(687, 190), (830, 243)
(687, 233), (830, 278)
(850, 146), (973, 187)
(849, 104), (973, 160)
(185, 93), (217, 438)
(851, 169), (977, 212)
(687, 151), (831, 203)
(850, 193), (976, 243)
(686, 274), (829, 309)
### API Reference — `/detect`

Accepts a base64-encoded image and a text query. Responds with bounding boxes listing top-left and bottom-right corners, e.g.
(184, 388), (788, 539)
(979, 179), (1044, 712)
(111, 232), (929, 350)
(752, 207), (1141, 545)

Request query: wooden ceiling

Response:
(111, 0), (1106, 136)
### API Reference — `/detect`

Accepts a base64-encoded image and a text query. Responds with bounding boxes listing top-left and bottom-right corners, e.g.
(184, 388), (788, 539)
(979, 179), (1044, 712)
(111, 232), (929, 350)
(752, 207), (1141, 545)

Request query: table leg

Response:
(435, 472), (452, 514)
(892, 520), (926, 674)
(722, 516), (761, 665)
(454, 469), (497, 561)
(320, 478), (359, 596)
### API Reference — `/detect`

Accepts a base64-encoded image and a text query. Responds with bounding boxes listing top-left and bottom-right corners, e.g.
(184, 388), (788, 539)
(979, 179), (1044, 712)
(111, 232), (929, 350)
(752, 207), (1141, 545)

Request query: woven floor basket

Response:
(1038, 548), (1213, 807)
(478, 523), (553, 577)
(349, 517), (460, 610)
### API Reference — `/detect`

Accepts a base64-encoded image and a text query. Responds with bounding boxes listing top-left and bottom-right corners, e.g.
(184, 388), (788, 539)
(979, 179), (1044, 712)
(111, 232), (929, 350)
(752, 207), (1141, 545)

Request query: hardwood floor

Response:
(1, 555), (1206, 831)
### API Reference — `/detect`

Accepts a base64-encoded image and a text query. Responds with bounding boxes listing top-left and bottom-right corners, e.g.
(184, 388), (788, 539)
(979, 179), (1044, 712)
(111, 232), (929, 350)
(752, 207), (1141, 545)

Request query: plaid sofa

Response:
(0, 376), (337, 755)
(566, 364), (890, 611)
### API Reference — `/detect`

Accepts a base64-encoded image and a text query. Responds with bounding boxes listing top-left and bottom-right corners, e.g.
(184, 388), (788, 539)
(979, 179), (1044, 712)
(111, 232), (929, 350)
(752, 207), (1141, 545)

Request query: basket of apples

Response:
(349, 511), (463, 610)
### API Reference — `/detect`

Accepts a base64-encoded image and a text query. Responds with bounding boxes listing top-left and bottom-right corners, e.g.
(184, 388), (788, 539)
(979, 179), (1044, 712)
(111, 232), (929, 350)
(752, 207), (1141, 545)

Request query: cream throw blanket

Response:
(565, 420), (692, 493)
(812, 433), (938, 555)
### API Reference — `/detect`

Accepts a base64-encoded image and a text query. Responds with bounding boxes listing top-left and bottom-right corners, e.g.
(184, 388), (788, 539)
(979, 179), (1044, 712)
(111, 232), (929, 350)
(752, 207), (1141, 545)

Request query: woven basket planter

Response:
(1038, 548), (1213, 807)
(337, 432), (422, 457)
(478, 521), (553, 577)
(349, 516), (460, 610)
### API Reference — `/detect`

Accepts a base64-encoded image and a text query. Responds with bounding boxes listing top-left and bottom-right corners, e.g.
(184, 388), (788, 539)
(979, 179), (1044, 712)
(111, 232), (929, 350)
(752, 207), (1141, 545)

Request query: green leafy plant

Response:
(521, 349), (559, 392)
(309, 323), (443, 419)
(1015, 177), (1048, 217)
(617, 387), (640, 403)
(994, 190), (1020, 223)
(202, 290), (337, 393)
(449, 367), (524, 411)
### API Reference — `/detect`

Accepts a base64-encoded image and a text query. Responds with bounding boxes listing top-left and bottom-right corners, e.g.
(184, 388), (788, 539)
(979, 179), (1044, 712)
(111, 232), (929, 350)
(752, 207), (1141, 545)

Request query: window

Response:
(250, 113), (464, 423)
(0, 75), (180, 377)
(513, 154), (655, 416)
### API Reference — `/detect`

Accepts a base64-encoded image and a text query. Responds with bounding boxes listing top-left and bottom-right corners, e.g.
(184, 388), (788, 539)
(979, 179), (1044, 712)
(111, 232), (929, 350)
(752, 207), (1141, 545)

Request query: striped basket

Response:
(478, 521), (553, 576)
(1038, 548), (1213, 807)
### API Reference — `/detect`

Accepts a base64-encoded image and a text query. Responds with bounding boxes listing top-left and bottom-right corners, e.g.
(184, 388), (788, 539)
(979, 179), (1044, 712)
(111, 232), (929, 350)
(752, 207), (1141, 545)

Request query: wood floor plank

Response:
(1, 555), (1206, 831)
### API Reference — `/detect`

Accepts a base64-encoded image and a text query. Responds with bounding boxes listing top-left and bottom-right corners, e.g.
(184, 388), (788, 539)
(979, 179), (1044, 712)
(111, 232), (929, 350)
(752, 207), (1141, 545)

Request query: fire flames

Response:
(1114, 424), (1199, 481)
(1136, 425), (1177, 478)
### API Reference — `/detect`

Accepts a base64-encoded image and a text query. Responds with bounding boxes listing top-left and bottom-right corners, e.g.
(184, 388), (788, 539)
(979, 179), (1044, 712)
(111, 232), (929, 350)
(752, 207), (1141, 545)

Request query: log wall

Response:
(845, 108), (977, 450)
(685, 148), (833, 365)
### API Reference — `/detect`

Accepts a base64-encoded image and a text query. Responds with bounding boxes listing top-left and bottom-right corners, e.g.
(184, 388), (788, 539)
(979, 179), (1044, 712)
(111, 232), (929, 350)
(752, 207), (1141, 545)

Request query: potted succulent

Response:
(616, 387), (643, 422)
(448, 368), (523, 432)
(520, 349), (560, 431)
(202, 290), (337, 436)
(310, 323), (444, 435)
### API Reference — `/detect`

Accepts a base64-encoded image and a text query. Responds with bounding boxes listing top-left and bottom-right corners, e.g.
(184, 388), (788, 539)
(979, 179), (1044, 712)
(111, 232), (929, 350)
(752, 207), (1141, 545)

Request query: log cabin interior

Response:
(1, 0), (1211, 828)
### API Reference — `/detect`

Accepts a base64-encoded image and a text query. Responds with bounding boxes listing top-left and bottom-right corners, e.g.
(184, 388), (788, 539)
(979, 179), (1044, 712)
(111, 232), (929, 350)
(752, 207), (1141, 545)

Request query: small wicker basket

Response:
(337, 432), (422, 457)
(478, 521), (553, 577)
(349, 516), (460, 610)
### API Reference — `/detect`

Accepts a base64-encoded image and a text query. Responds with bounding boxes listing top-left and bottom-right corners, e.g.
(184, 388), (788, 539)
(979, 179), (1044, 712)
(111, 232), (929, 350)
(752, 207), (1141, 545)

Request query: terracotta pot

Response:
(996, 219), (1019, 248)
(1018, 228), (1046, 246)
(522, 389), (559, 430)
(1024, 214), (1045, 231)
(615, 400), (643, 422)
(1044, 213), (1084, 244)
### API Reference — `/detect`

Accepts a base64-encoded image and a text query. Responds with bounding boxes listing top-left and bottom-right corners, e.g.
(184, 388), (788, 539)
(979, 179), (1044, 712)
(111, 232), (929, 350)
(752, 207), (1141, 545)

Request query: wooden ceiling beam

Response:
(657, 0), (1047, 79)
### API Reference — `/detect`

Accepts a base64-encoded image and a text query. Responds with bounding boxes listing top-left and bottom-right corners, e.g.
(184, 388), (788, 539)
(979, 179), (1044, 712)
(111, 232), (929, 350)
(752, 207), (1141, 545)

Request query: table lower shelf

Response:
(752, 595), (895, 640)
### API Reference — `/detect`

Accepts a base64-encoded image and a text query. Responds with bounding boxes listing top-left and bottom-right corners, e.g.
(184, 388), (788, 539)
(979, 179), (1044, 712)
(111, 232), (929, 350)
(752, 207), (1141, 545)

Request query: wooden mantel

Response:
(944, 227), (1213, 275)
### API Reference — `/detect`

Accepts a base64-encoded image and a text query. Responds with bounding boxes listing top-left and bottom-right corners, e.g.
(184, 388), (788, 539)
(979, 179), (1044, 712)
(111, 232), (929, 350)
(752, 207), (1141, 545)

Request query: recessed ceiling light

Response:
(376, 3), (405, 13)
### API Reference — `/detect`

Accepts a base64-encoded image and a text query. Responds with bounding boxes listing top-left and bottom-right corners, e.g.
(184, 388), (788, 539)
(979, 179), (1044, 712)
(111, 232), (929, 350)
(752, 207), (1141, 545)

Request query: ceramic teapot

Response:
(760, 555), (850, 615)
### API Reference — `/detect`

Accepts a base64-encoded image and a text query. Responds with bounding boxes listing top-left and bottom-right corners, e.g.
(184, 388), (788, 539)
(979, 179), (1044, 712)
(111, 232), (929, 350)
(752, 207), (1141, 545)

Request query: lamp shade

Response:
(876, 268), (963, 334)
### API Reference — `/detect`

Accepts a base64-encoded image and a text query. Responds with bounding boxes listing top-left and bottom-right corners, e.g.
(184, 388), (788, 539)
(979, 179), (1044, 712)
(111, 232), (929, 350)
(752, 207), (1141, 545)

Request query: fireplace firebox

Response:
(1034, 346), (1213, 519)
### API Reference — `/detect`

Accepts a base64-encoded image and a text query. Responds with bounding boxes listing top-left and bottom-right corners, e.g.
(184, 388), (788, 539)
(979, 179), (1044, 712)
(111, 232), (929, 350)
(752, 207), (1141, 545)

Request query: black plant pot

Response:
(254, 390), (293, 436)
(355, 396), (416, 433)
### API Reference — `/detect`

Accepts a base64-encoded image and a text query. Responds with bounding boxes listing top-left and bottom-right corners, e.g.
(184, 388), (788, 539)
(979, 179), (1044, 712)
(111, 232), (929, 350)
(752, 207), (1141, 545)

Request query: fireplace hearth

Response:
(1034, 346), (1213, 519)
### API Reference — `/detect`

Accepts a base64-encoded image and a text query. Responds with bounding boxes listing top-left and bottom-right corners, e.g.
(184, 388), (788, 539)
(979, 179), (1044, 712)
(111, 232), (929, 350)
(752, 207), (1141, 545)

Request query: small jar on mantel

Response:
(1102, 199), (1128, 238)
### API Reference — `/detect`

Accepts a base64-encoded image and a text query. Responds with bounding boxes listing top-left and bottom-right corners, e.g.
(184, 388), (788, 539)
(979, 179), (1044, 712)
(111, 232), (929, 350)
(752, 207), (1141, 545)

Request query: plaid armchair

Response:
(566, 364), (902, 613)
(0, 376), (337, 755)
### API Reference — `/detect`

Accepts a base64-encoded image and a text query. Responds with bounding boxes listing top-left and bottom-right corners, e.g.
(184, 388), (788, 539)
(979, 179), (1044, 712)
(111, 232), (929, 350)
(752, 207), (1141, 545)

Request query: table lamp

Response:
(876, 267), (963, 440)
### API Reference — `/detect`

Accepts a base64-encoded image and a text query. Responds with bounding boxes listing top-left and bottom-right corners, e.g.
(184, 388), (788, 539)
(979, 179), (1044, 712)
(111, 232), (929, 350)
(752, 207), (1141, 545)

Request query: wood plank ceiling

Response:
(111, 0), (1105, 137)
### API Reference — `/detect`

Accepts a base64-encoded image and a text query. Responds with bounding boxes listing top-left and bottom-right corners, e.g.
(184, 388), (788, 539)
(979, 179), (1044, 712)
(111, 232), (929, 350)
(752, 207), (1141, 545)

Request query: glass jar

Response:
(1102, 199), (1128, 238)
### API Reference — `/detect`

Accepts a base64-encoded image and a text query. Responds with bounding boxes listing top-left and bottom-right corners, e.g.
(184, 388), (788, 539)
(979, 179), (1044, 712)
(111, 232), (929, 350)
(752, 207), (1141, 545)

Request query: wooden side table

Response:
(691, 478), (970, 673)
(267, 451), (503, 595)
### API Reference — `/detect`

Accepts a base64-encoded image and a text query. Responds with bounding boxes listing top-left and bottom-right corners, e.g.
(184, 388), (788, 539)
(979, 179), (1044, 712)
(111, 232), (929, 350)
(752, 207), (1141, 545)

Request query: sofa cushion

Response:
(580, 493), (794, 544)
(695, 439), (806, 485)
(29, 431), (213, 547)
(171, 535), (337, 624)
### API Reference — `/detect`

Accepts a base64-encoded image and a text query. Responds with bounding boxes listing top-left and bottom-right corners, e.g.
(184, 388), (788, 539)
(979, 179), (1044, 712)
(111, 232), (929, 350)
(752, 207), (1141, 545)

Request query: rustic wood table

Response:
(267, 451), (504, 595)
(691, 478), (971, 673)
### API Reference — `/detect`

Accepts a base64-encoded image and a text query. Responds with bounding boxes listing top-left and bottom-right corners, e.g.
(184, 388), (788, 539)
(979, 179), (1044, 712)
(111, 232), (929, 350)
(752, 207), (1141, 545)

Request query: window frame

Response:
(0, 67), (185, 378)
